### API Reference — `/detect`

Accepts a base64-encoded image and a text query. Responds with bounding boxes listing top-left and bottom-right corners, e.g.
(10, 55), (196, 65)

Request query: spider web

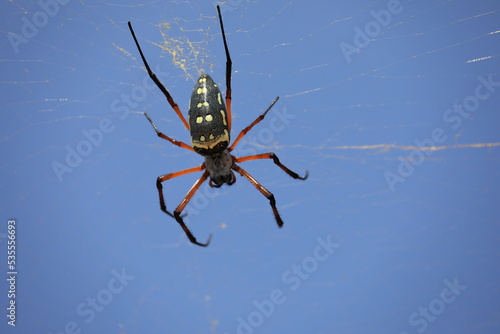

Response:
(1, 0), (499, 333)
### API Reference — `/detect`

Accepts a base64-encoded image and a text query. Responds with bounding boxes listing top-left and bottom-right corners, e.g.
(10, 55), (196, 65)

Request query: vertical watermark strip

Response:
(6, 219), (17, 326)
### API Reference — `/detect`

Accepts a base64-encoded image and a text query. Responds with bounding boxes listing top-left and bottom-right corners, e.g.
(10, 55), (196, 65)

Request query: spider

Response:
(128, 6), (308, 247)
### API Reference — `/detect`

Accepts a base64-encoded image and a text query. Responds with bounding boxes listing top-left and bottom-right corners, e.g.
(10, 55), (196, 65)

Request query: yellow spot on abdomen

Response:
(205, 114), (213, 122)
(221, 129), (229, 142)
(200, 135), (206, 141)
(220, 109), (227, 126)
(196, 116), (203, 124)
(217, 93), (222, 105)
(197, 87), (208, 94)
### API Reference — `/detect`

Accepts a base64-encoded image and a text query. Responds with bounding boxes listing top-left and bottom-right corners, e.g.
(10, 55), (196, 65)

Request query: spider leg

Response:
(157, 166), (211, 246)
(173, 170), (212, 247)
(128, 22), (190, 130)
(156, 165), (204, 219)
(229, 97), (279, 151)
(216, 5), (232, 132)
(234, 153), (309, 180)
(144, 113), (195, 152)
(231, 164), (284, 227)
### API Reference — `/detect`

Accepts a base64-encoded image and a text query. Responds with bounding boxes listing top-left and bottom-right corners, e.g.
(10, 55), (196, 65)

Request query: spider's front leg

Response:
(231, 164), (284, 227)
(155, 166), (212, 247)
(172, 170), (212, 247)
(234, 152), (309, 180)
(231, 153), (308, 228)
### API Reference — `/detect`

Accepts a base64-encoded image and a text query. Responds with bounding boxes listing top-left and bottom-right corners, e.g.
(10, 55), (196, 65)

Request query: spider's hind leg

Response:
(128, 21), (190, 130)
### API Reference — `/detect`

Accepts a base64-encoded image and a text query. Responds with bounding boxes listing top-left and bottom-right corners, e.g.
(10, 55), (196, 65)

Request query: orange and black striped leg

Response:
(231, 164), (284, 227)
(128, 22), (190, 130)
(229, 97), (280, 151)
(156, 165), (205, 219)
(157, 166), (211, 246)
(172, 170), (212, 247)
(144, 113), (195, 152)
(234, 153), (309, 180)
(216, 5), (232, 132)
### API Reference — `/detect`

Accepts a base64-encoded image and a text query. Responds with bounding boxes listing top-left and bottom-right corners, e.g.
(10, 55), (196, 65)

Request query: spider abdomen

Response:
(189, 74), (230, 156)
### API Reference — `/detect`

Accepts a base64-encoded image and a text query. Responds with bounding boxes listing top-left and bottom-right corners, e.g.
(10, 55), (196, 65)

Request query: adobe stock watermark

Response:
(51, 65), (170, 182)
(48, 267), (135, 334)
(399, 277), (467, 334)
(8, 0), (71, 54)
(182, 103), (298, 224)
(384, 74), (500, 192)
(231, 103), (298, 158)
(340, 0), (405, 63)
(224, 235), (340, 334)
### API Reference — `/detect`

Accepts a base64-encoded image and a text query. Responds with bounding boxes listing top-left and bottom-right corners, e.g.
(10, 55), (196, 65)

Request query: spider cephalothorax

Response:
(128, 6), (308, 246)
(204, 149), (235, 188)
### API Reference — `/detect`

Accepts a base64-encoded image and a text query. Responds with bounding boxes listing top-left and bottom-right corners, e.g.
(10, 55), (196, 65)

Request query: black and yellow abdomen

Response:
(188, 74), (230, 156)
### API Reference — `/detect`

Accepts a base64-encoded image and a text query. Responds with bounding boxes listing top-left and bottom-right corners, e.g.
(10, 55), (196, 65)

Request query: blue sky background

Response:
(1, 0), (499, 333)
